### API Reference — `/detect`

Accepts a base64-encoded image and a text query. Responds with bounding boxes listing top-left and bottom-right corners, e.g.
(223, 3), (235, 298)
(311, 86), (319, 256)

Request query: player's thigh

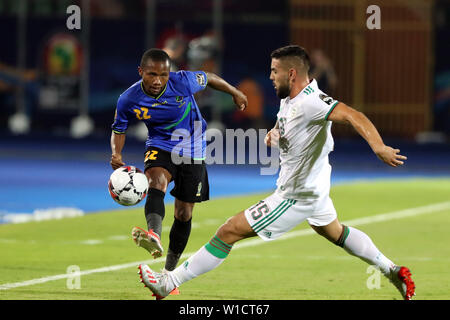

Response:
(144, 147), (176, 192)
(145, 167), (172, 192)
(216, 211), (257, 245)
(174, 198), (195, 221)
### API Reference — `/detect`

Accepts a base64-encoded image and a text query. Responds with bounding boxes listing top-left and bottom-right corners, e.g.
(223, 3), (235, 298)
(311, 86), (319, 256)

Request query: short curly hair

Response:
(140, 48), (170, 67)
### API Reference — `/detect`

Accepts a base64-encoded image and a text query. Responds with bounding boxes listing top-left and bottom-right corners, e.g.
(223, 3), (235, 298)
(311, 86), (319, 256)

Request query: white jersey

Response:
(275, 79), (339, 201)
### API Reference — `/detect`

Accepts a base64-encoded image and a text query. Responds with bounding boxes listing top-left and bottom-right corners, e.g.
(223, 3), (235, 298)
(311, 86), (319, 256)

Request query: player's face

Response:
(270, 58), (290, 99)
(139, 59), (170, 96)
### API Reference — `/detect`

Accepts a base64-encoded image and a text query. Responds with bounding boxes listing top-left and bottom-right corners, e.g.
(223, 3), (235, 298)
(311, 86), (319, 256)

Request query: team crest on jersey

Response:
(289, 106), (297, 118)
(319, 94), (336, 106)
(175, 96), (183, 102)
(196, 73), (206, 86)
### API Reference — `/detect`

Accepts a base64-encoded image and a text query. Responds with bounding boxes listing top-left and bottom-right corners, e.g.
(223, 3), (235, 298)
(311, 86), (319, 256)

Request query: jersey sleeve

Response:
(304, 93), (339, 122)
(179, 70), (208, 95)
(111, 95), (131, 134)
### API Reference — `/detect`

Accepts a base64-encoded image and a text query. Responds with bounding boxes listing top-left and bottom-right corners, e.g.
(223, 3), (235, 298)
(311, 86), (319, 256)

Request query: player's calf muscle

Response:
(310, 219), (343, 243)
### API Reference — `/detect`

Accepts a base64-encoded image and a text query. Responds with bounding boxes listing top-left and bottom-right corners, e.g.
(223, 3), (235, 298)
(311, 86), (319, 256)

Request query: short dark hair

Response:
(140, 48), (170, 67)
(270, 45), (310, 72)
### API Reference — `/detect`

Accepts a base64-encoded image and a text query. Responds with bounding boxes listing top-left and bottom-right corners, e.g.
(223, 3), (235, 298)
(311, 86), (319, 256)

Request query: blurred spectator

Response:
(0, 62), (38, 110)
(163, 36), (188, 72)
(90, 0), (124, 18)
(309, 49), (338, 96)
(187, 32), (220, 72)
(0, 62), (37, 91)
(0, 62), (39, 134)
(232, 78), (266, 129)
(187, 32), (223, 125)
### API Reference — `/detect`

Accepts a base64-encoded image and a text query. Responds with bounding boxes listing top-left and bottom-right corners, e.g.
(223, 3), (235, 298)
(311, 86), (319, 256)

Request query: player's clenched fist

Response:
(232, 90), (248, 111)
(110, 153), (125, 170)
(264, 128), (280, 147)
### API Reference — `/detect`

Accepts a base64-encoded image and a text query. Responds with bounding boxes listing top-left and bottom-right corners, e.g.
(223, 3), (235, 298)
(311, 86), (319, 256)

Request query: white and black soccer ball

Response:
(108, 166), (149, 206)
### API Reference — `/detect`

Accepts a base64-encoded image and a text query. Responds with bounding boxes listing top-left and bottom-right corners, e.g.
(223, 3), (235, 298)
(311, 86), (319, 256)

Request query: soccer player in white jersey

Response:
(137, 45), (416, 300)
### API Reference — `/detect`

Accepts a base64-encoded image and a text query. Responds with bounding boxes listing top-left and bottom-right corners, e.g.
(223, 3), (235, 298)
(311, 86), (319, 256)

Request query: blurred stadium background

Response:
(0, 0), (449, 223)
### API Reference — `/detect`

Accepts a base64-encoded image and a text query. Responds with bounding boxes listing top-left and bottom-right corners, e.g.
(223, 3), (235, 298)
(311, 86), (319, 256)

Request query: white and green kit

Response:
(244, 79), (339, 241)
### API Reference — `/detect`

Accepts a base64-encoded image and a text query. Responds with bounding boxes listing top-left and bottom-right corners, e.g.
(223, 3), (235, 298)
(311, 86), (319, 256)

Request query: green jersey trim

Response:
(254, 199), (296, 233)
(163, 102), (192, 130)
(325, 101), (339, 121)
(140, 82), (167, 100)
(251, 200), (288, 231)
(251, 199), (297, 233)
(304, 86), (315, 95)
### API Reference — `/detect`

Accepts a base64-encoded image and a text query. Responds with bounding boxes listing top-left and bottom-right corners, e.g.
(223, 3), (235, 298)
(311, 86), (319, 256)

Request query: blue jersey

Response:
(112, 70), (208, 159)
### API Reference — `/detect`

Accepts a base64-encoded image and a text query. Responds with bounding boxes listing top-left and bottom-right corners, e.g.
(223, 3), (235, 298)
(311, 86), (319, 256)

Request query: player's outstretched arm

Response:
(327, 102), (407, 167)
(205, 72), (248, 111)
(110, 131), (126, 170)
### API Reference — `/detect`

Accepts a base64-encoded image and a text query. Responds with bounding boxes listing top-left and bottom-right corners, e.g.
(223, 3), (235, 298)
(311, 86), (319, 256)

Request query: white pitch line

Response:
(1, 200), (449, 291)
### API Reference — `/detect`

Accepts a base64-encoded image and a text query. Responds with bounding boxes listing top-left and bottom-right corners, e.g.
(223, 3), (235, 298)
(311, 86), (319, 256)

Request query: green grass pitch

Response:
(1, 178), (449, 300)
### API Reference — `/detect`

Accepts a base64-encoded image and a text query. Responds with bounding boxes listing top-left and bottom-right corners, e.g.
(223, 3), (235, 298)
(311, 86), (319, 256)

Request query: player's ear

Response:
(138, 66), (143, 77)
(288, 68), (296, 81)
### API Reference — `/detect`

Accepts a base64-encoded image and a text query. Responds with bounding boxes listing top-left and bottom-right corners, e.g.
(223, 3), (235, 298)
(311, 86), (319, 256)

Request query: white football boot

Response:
(138, 264), (175, 300)
(131, 227), (163, 258)
(388, 266), (416, 300)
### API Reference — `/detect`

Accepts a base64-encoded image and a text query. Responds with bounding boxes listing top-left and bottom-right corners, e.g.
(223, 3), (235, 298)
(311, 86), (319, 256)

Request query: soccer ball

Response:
(108, 166), (149, 206)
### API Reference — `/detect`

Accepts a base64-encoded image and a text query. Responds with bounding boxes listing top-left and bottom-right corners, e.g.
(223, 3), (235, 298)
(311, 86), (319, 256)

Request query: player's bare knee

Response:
(174, 207), (193, 222)
(218, 217), (233, 233)
(174, 200), (194, 222)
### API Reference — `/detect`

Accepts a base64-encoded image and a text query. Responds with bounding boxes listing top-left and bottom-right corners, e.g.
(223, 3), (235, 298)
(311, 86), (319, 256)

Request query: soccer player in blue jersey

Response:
(110, 49), (248, 278)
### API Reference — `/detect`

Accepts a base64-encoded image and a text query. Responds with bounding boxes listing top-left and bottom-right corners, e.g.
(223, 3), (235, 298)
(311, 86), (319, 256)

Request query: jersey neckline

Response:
(140, 81), (167, 100)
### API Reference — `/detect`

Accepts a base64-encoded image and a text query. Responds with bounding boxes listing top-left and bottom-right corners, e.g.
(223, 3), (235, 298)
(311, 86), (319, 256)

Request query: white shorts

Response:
(244, 192), (337, 241)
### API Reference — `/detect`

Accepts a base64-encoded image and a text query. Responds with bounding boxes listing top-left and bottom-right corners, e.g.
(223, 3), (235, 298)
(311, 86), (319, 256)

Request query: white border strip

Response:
(1, 200), (450, 291)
